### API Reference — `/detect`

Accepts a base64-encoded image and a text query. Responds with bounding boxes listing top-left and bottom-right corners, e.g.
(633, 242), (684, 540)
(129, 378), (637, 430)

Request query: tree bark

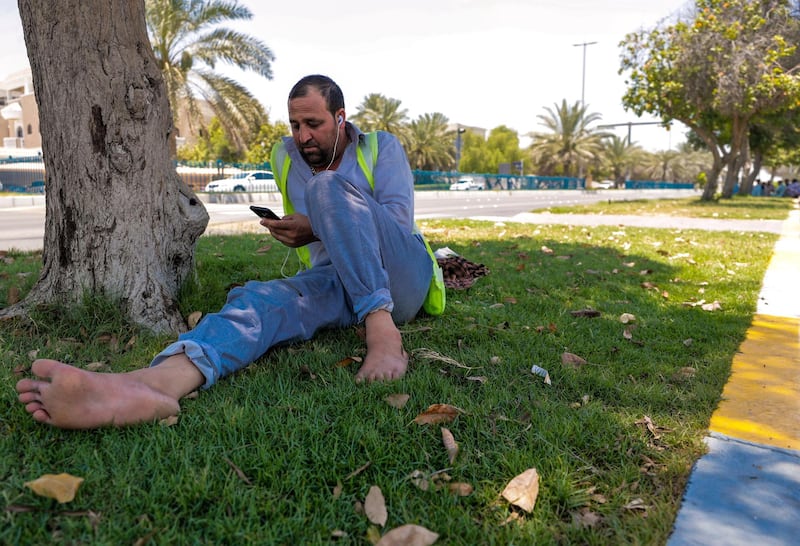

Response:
(697, 128), (724, 201)
(3, 0), (209, 333)
(721, 118), (749, 199)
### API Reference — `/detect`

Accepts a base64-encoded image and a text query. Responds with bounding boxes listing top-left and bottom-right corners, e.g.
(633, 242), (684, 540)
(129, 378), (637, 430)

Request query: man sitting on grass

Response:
(16, 75), (434, 429)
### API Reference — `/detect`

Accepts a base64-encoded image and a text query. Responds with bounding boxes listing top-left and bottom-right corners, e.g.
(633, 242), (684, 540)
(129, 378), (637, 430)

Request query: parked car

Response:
(449, 177), (483, 191)
(592, 179), (615, 189)
(204, 170), (277, 192)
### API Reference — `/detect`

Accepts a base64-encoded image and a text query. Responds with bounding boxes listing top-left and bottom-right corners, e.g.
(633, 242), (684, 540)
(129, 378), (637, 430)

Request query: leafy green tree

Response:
(485, 126), (525, 174)
(406, 113), (454, 171)
(620, 0), (800, 199)
(245, 121), (290, 164)
(351, 93), (411, 147)
(527, 100), (607, 177)
(145, 0), (274, 154)
(178, 117), (237, 162)
(458, 131), (490, 173)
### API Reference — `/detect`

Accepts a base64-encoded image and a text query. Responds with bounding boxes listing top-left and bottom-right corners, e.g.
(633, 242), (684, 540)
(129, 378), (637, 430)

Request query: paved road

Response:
(2, 188), (779, 252)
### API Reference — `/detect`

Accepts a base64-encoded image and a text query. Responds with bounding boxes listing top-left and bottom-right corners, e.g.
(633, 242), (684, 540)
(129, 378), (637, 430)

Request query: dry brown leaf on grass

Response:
(572, 508), (603, 529)
(376, 524), (439, 546)
(635, 415), (671, 440)
(24, 473), (84, 503)
(255, 244), (272, 254)
(448, 482), (474, 496)
(384, 393), (410, 409)
(619, 313), (636, 324)
(186, 311), (203, 329)
(441, 428), (459, 464)
(413, 404), (461, 425)
(159, 415), (179, 427)
(561, 352), (587, 369)
(365, 485), (388, 526)
(622, 498), (650, 514)
(501, 468), (540, 513)
(7, 286), (20, 305)
(85, 361), (107, 372)
(336, 355), (362, 368)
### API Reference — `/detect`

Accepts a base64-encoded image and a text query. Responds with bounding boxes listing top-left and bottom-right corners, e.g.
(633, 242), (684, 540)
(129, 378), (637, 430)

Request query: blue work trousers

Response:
(150, 172), (432, 388)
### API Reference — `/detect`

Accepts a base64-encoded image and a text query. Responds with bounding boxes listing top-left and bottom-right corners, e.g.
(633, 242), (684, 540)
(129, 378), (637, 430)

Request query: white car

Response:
(204, 170), (278, 192)
(449, 177), (483, 191)
(592, 179), (615, 189)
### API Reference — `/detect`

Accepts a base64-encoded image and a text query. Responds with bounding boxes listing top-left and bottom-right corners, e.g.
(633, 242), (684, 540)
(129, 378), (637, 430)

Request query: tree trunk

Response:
(741, 148), (762, 196)
(3, 0), (209, 333)
(721, 119), (749, 199)
(701, 148), (725, 201)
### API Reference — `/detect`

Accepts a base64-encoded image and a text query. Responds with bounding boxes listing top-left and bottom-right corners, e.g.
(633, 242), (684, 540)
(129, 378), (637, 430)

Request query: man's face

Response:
(289, 88), (340, 169)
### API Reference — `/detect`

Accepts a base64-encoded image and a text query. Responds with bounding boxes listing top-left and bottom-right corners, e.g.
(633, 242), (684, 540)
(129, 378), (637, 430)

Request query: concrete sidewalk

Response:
(668, 208), (800, 546)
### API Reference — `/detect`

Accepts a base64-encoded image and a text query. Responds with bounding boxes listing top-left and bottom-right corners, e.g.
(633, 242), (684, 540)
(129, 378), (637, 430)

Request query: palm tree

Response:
(602, 135), (642, 187)
(351, 93), (411, 147)
(640, 149), (681, 181)
(528, 100), (607, 177)
(145, 0), (275, 153)
(406, 113), (454, 171)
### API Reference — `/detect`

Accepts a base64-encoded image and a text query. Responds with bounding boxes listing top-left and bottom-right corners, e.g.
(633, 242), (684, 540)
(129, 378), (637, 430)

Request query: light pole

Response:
(573, 41), (597, 108)
(455, 126), (466, 171)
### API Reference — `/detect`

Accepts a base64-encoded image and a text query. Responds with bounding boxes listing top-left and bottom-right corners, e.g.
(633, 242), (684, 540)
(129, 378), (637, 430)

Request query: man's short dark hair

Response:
(288, 75), (345, 117)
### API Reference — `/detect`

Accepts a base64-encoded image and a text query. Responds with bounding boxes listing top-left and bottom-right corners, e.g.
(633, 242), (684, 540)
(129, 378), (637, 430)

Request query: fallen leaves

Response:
(375, 524), (439, 546)
(384, 393), (410, 409)
(24, 473), (84, 503)
(501, 468), (540, 513)
(365, 486), (388, 526)
(413, 404), (461, 425)
(561, 352), (587, 369)
(441, 428), (459, 464)
(186, 311), (203, 329)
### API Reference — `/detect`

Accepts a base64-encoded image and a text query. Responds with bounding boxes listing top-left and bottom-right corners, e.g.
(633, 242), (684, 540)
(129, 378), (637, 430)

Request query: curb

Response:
(668, 208), (800, 545)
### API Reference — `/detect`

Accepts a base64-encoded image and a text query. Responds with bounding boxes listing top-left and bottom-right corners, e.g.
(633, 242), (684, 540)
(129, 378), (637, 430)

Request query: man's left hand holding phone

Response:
(250, 206), (317, 248)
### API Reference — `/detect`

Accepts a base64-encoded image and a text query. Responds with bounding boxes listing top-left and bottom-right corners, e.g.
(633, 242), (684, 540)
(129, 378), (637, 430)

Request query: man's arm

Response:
(370, 132), (415, 232)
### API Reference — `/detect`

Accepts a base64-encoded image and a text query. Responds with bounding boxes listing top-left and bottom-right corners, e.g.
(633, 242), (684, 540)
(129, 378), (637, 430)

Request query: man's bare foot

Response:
(355, 310), (408, 383)
(15, 357), (204, 429)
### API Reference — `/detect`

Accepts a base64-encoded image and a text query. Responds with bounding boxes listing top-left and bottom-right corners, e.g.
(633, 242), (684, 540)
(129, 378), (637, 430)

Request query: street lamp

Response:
(573, 41), (597, 108)
(455, 126), (466, 171)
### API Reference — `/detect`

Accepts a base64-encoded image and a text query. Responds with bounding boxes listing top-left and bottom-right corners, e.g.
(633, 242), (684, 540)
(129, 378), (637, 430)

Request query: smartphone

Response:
(249, 205), (280, 220)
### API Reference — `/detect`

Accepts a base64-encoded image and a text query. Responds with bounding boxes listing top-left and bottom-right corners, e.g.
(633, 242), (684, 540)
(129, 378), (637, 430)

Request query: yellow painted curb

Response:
(709, 314), (800, 450)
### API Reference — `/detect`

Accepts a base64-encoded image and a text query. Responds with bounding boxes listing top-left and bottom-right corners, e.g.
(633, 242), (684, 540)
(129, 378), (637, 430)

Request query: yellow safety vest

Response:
(270, 132), (445, 315)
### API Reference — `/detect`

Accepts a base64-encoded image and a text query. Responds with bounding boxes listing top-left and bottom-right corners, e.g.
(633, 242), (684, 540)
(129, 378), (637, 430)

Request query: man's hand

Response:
(261, 214), (318, 248)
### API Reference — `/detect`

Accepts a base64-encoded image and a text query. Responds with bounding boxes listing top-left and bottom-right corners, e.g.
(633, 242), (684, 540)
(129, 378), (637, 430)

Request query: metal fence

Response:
(1, 156), (694, 194)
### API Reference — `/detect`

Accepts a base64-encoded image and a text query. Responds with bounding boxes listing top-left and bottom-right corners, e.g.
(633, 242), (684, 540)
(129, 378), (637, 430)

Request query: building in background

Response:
(0, 68), (41, 155)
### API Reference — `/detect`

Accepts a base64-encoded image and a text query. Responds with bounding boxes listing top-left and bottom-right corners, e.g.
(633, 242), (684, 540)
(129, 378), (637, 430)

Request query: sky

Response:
(0, 0), (693, 151)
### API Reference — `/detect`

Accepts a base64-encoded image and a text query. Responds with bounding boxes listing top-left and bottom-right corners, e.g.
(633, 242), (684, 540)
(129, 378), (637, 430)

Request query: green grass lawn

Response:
(0, 217), (780, 544)
(545, 195), (796, 220)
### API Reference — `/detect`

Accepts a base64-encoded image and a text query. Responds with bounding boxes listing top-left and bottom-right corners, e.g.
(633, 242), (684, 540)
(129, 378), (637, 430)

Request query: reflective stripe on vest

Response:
(269, 131), (445, 315)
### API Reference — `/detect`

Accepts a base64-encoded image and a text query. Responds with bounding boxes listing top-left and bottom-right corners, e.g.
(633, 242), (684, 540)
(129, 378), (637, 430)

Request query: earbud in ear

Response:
(338, 115), (344, 125)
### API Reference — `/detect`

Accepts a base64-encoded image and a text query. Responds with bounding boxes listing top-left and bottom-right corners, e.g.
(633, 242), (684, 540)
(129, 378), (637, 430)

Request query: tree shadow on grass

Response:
(0, 224), (775, 545)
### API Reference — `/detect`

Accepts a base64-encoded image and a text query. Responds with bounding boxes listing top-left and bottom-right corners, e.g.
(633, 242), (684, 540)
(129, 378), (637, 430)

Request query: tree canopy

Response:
(620, 0), (800, 198)
(145, 0), (275, 153)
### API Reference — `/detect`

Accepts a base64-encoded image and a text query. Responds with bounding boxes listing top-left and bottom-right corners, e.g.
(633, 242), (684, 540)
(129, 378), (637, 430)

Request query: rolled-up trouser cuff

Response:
(354, 288), (394, 323)
(150, 340), (218, 389)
